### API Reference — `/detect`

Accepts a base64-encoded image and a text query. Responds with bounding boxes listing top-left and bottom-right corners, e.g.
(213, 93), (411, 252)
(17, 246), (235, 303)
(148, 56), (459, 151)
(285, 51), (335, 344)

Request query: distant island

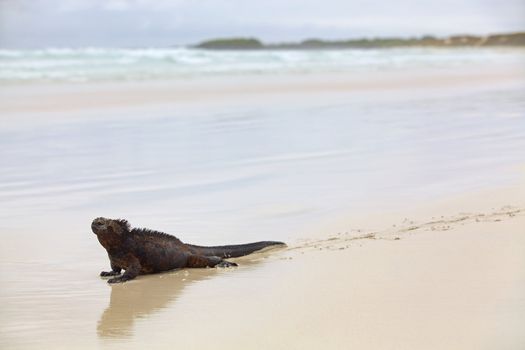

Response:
(193, 32), (525, 50)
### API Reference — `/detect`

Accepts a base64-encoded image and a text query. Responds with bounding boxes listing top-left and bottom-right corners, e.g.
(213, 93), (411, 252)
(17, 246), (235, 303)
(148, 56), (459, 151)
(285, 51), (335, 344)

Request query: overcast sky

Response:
(0, 0), (524, 48)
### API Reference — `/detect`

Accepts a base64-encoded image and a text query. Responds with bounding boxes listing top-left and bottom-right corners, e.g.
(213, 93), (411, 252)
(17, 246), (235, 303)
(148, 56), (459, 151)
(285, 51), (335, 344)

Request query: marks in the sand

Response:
(288, 230), (384, 253)
(289, 206), (525, 253)
(420, 206), (523, 233)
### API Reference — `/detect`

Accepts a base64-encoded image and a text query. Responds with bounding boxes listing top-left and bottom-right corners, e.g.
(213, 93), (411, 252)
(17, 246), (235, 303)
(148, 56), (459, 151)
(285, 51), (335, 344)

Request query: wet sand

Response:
(1, 63), (523, 118)
(1, 65), (525, 349)
(1, 180), (524, 349)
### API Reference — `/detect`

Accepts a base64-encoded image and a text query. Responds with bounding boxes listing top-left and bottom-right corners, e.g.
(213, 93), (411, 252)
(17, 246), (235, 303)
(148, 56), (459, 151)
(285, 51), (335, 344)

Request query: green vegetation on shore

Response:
(194, 32), (525, 50)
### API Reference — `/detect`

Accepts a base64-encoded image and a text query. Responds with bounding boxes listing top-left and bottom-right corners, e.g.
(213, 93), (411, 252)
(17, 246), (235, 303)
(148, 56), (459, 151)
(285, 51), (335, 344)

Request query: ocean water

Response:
(1, 47), (524, 83)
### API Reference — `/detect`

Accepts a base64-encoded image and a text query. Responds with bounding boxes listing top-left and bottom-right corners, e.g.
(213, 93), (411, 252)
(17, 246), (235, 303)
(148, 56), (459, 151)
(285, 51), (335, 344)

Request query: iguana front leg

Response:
(100, 261), (122, 277)
(108, 259), (141, 284)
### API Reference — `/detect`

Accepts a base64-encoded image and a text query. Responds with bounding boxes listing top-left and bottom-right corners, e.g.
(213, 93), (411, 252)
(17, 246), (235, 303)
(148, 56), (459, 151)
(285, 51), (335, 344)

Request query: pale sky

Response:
(0, 0), (524, 48)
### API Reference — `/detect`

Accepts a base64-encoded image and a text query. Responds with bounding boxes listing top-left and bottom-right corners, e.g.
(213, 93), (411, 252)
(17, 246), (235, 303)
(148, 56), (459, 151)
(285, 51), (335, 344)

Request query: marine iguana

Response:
(91, 217), (285, 283)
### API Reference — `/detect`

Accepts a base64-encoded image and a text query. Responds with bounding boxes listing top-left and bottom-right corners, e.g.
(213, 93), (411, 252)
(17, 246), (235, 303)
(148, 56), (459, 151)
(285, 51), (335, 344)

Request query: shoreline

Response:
(193, 32), (525, 49)
(294, 170), (525, 246)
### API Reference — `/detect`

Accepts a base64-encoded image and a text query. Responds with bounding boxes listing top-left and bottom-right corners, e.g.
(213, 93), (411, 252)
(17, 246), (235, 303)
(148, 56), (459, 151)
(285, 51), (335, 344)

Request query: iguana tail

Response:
(187, 241), (286, 258)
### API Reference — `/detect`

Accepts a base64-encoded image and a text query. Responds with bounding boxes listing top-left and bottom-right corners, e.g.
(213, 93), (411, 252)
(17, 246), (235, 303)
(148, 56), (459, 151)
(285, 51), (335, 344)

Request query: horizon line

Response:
(1, 30), (524, 50)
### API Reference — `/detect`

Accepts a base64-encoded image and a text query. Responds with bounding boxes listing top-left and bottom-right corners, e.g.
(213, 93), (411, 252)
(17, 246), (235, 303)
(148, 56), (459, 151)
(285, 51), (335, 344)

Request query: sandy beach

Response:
(1, 178), (524, 349)
(1, 61), (525, 349)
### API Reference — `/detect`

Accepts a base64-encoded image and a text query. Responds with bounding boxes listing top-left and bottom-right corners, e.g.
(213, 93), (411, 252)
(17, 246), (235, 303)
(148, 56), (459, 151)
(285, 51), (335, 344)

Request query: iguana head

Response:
(91, 217), (131, 248)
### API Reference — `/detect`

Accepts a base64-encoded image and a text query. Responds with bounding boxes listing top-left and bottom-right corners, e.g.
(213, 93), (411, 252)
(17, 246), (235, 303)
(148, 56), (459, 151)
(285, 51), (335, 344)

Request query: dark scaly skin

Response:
(91, 217), (285, 283)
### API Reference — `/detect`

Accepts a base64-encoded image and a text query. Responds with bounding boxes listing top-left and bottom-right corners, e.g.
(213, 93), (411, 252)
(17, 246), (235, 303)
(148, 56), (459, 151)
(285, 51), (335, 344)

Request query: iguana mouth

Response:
(91, 218), (107, 234)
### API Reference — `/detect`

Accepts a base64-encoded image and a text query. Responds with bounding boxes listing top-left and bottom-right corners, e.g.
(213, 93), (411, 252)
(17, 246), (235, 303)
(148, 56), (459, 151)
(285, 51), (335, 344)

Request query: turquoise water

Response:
(1, 47), (524, 82)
